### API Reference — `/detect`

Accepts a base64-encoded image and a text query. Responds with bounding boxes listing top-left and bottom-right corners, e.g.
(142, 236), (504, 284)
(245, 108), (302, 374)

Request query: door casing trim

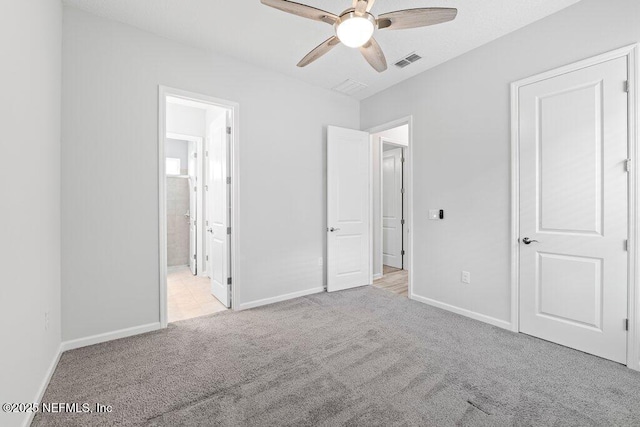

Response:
(510, 44), (639, 370)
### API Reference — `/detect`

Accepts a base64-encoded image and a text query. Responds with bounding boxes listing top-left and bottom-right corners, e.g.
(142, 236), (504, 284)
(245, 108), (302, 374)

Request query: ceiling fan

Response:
(260, 0), (458, 72)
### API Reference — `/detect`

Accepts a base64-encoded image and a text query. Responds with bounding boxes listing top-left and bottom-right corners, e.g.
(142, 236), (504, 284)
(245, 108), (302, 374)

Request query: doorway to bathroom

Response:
(159, 87), (239, 325)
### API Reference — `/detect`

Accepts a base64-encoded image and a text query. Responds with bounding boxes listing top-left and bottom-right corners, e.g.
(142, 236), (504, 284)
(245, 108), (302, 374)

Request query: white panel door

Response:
(519, 56), (628, 363)
(187, 141), (197, 275)
(327, 126), (370, 292)
(208, 114), (230, 307)
(382, 147), (403, 269)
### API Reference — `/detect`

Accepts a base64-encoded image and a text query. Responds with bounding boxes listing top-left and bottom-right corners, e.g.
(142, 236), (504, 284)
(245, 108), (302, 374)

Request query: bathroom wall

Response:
(165, 138), (189, 175)
(167, 177), (190, 267)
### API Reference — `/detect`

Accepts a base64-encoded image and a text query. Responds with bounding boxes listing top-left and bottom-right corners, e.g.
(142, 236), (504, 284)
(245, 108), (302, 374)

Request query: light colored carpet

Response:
(34, 286), (640, 426)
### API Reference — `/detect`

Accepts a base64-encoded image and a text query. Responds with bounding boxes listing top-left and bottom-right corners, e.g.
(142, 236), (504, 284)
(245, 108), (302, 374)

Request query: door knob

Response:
(522, 237), (539, 245)
(207, 227), (213, 234)
(329, 227), (341, 232)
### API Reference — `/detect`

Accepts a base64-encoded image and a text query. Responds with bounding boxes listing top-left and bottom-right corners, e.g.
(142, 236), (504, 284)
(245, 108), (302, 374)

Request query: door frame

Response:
(166, 132), (204, 275)
(510, 44), (639, 370)
(158, 86), (240, 327)
(367, 116), (413, 297)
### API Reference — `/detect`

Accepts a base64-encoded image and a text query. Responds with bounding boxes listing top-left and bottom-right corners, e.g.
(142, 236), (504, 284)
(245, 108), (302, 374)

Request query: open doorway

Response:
(159, 88), (239, 325)
(370, 122), (410, 297)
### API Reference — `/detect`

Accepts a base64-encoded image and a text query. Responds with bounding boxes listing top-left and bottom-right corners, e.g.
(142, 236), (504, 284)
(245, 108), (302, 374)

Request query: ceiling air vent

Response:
(332, 79), (368, 96)
(394, 52), (422, 69)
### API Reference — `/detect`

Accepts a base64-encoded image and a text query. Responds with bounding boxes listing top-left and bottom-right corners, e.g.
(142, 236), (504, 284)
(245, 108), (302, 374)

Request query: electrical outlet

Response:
(44, 311), (50, 331)
(318, 257), (324, 267)
(461, 271), (471, 284)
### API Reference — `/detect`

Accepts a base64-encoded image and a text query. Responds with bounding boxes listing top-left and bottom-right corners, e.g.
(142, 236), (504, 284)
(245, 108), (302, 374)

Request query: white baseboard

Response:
(409, 293), (512, 330)
(373, 273), (382, 280)
(23, 344), (62, 427)
(60, 322), (162, 352)
(237, 287), (325, 311)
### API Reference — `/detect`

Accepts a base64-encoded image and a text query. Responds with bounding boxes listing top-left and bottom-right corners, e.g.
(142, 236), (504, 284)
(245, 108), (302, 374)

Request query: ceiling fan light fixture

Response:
(335, 12), (375, 48)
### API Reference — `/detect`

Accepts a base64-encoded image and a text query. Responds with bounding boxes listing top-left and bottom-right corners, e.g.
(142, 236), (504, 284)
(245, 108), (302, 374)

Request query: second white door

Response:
(382, 147), (403, 269)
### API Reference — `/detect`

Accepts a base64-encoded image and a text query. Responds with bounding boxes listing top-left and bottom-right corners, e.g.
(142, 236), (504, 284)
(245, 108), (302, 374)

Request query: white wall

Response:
(166, 102), (206, 137)
(370, 125), (409, 277)
(361, 0), (640, 327)
(0, 1), (62, 426)
(165, 138), (188, 169)
(61, 7), (359, 341)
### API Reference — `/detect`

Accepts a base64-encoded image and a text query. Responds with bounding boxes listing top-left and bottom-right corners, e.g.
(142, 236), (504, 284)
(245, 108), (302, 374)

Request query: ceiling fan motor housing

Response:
(335, 11), (376, 48)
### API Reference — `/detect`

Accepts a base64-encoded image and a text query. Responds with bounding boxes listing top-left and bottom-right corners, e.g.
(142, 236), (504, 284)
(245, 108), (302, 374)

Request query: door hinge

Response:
(226, 177), (231, 184)
(205, 151), (209, 157)
(401, 188), (405, 194)
(624, 81), (630, 93)
(401, 219), (405, 225)
(227, 227), (231, 234)
(226, 126), (231, 135)
(206, 255), (209, 261)
(401, 157), (405, 163)
(194, 186), (197, 192)
(624, 239), (629, 251)
(193, 254), (196, 260)
(227, 277), (232, 285)
(193, 152), (197, 158)
(625, 159), (632, 172)
(401, 250), (405, 256)
(625, 318), (629, 331)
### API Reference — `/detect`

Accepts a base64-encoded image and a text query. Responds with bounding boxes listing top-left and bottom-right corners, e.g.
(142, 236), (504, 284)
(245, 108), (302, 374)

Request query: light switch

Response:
(428, 210), (439, 220)
(461, 271), (471, 284)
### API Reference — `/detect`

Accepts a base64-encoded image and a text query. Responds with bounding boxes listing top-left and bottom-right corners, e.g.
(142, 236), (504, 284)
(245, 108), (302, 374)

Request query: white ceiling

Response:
(63, 0), (582, 100)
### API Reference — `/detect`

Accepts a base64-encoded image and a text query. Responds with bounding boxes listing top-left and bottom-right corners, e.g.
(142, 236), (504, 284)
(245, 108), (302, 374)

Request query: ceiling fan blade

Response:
(359, 37), (387, 72)
(353, 0), (375, 15)
(261, 0), (338, 25)
(297, 36), (341, 67)
(377, 8), (457, 30)
(365, 0), (376, 12)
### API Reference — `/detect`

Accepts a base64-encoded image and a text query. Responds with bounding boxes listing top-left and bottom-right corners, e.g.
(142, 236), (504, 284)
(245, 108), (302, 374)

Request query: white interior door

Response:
(208, 113), (231, 307)
(382, 147), (403, 269)
(518, 56), (628, 363)
(327, 126), (370, 292)
(187, 141), (197, 275)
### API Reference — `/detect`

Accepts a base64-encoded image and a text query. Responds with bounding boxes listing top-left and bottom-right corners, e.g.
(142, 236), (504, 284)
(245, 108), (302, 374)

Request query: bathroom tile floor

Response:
(168, 266), (228, 322)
